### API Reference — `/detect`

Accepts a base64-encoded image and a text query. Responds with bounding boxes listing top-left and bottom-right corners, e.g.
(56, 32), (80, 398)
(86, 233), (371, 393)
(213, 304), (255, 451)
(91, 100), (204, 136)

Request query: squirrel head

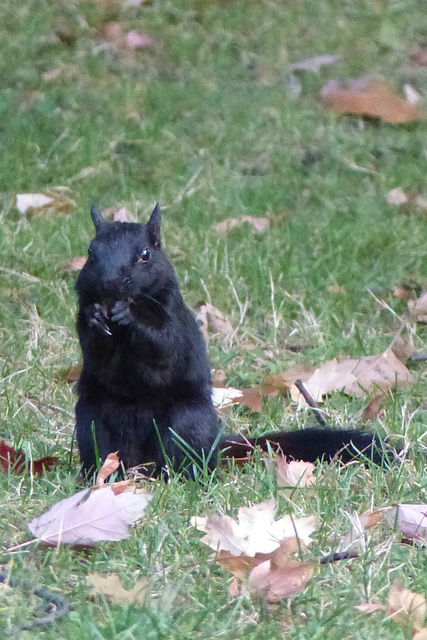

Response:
(76, 203), (177, 305)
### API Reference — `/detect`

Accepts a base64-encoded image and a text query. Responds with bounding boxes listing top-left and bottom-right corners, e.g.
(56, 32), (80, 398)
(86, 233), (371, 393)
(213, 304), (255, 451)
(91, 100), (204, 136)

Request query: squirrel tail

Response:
(219, 427), (398, 465)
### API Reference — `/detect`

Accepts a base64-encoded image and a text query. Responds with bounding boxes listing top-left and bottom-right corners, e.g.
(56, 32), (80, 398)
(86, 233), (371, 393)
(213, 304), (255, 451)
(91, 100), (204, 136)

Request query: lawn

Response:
(2, 0), (427, 638)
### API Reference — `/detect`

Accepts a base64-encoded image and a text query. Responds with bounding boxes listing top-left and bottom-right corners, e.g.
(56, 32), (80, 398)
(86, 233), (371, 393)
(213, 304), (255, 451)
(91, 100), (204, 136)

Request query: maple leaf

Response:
(273, 457), (316, 488)
(194, 499), (316, 556)
(29, 486), (152, 546)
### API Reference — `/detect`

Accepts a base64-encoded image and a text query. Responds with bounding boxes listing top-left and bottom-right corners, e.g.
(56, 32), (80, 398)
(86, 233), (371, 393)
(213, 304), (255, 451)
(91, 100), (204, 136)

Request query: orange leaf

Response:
(321, 78), (422, 124)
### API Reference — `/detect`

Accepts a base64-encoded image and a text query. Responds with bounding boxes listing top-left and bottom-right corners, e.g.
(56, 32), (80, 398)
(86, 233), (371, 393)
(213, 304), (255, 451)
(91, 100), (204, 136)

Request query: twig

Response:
(294, 379), (328, 427)
(0, 266), (39, 282)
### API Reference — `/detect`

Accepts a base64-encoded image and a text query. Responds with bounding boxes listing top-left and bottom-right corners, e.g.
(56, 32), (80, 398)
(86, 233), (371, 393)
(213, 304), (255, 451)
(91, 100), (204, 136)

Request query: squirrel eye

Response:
(138, 248), (151, 263)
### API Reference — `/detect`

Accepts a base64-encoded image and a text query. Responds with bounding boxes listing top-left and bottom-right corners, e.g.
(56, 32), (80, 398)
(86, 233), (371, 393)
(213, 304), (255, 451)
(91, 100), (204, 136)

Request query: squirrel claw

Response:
(87, 303), (111, 335)
(111, 300), (133, 326)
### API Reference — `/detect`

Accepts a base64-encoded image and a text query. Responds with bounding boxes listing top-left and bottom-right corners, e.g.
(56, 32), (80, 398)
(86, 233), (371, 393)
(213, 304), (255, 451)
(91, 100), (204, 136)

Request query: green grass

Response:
(2, 0), (427, 637)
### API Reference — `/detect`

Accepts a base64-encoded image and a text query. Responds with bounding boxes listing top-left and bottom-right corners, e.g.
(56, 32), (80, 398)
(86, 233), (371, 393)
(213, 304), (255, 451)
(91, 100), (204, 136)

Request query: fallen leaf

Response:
(384, 504), (427, 543)
(355, 602), (388, 614)
(388, 580), (426, 630)
(195, 499), (316, 556)
(15, 192), (75, 216)
(58, 365), (82, 383)
(303, 348), (411, 401)
(291, 54), (339, 73)
(387, 187), (408, 206)
(335, 510), (383, 555)
(96, 452), (121, 486)
(212, 386), (243, 410)
(0, 441), (25, 473)
(214, 215), (270, 234)
(415, 195), (427, 210)
(404, 84), (421, 105)
(249, 558), (314, 601)
(113, 207), (129, 222)
(98, 22), (153, 52)
(327, 284), (346, 294)
(392, 284), (414, 302)
(62, 257), (87, 272)
(273, 457), (316, 488)
(408, 291), (427, 322)
(196, 302), (234, 339)
(16, 194), (54, 215)
(0, 441), (57, 476)
(29, 485), (152, 545)
(357, 581), (427, 634)
(321, 77), (422, 123)
(126, 30), (153, 50)
(88, 573), (148, 606)
(361, 394), (384, 423)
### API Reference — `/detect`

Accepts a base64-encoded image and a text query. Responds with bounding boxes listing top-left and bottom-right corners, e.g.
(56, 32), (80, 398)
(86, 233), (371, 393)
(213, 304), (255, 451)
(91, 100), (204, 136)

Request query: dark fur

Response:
(75, 204), (392, 477)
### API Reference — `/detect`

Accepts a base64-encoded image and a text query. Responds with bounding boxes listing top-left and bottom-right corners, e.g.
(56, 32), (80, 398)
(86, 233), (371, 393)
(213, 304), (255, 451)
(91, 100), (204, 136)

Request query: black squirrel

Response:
(75, 204), (392, 477)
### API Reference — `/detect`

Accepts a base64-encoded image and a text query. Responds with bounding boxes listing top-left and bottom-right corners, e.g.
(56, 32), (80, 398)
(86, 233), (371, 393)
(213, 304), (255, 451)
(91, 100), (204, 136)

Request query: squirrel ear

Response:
(91, 203), (106, 233)
(147, 203), (161, 249)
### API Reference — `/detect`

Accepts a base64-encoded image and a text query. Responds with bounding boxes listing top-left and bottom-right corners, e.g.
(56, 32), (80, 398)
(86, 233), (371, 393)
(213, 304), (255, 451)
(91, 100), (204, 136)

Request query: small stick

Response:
(294, 379), (328, 427)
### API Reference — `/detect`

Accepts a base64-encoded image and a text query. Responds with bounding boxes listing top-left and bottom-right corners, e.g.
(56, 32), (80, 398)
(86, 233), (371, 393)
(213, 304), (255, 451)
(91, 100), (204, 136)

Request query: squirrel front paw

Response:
(86, 303), (111, 335)
(110, 300), (133, 326)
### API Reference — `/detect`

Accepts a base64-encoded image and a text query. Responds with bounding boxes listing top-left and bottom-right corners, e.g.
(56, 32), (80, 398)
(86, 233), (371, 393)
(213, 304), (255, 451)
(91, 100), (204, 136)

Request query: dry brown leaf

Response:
(59, 364), (82, 383)
(214, 215), (270, 234)
(409, 291), (427, 322)
(62, 256), (87, 272)
(414, 629), (427, 640)
(361, 394), (384, 423)
(355, 602), (388, 614)
(249, 558), (314, 601)
(196, 302), (234, 339)
(303, 348), (411, 401)
(321, 77), (422, 123)
(88, 573), (148, 606)
(389, 333), (415, 362)
(327, 284), (346, 294)
(274, 457), (316, 488)
(96, 452), (121, 486)
(388, 580), (426, 630)
(392, 285), (414, 302)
